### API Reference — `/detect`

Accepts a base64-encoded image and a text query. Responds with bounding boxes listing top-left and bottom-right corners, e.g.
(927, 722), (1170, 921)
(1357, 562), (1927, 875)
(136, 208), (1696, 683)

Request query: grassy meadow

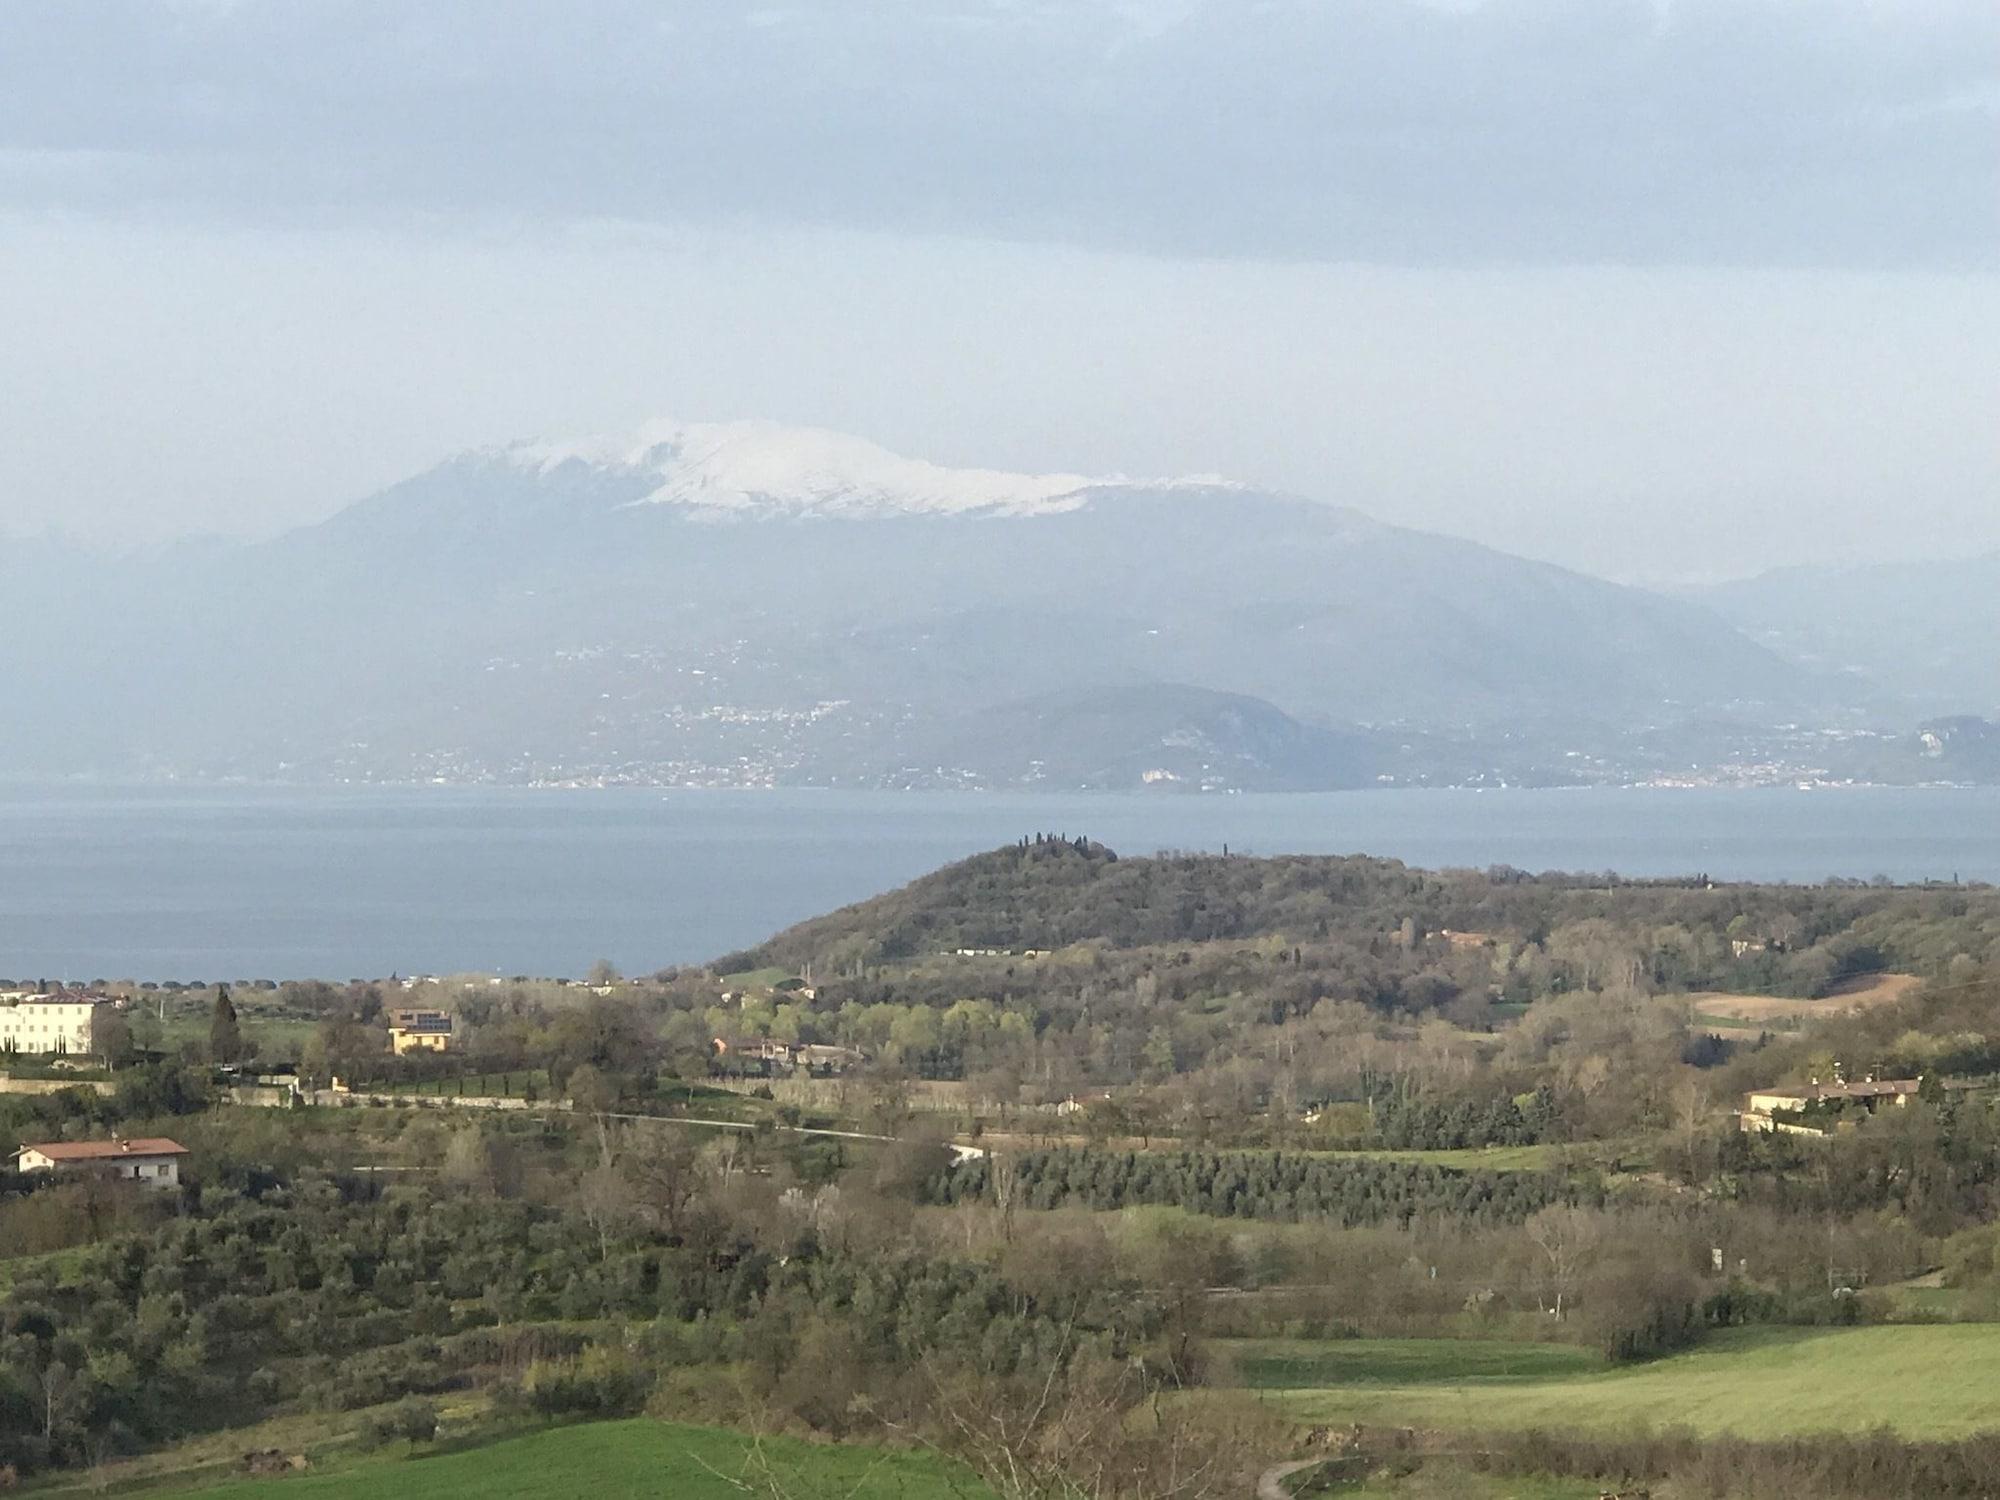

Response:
(139, 1420), (984, 1499)
(1248, 1326), (2000, 1439)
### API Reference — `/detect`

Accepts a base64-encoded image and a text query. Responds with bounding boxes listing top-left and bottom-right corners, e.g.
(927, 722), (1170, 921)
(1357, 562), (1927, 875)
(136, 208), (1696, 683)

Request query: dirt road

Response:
(1256, 1459), (1320, 1499)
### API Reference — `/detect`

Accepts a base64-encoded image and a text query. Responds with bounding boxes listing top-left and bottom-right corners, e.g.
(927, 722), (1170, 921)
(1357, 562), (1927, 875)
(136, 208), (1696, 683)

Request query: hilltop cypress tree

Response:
(210, 985), (243, 1065)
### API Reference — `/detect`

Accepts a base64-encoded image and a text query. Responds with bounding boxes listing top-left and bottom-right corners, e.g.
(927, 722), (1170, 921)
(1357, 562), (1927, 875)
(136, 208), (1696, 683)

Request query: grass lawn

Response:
(718, 966), (797, 990)
(153, 1419), (985, 1499)
(651, 1079), (765, 1111)
(1257, 1325), (2000, 1439)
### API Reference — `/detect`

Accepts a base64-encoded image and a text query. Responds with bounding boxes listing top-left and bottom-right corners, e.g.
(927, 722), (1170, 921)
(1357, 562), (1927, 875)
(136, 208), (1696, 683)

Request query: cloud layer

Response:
(3, 0), (1994, 267)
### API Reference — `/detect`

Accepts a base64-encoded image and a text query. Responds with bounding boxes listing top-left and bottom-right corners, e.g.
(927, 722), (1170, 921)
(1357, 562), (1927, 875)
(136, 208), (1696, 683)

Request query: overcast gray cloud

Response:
(2, 0), (1994, 267)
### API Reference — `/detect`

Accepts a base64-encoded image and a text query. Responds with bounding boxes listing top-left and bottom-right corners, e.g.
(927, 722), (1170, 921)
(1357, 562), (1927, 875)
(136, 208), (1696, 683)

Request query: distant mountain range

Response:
(1693, 555), (2000, 718)
(0, 420), (1989, 789)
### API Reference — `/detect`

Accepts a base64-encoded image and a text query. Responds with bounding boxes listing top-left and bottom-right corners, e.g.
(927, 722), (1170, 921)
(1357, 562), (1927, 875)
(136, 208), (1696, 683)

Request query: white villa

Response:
(0, 995), (111, 1057)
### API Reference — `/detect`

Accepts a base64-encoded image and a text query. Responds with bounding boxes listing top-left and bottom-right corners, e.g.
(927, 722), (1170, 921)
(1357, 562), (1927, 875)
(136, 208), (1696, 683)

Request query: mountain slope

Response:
(857, 682), (1412, 791)
(0, 420), (1835, 787)
(1697, 555), (2000, 716)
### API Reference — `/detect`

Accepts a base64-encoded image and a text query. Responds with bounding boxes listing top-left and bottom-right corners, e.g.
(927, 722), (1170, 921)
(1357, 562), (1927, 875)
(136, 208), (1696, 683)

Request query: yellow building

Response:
(1740, 1076), (1921, 1133)
(388, 1009), (453, 1054)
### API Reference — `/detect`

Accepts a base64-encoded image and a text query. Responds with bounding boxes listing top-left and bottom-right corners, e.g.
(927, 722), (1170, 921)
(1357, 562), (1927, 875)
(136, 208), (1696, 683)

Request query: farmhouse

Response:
(0, 994), (110, 1057)
(797, 1043), (865, 1075)
(1740, 1076), (1924, 1134)
(713, 1036), (795, 1069)
(711, 1037), (865, 1077)
(13, 1137), (188, 1187)
(387, 1009), (453, 1054)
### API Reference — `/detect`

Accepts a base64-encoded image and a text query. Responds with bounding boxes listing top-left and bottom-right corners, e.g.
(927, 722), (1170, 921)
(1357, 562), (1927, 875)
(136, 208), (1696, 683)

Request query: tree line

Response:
(926, 1148), (1579, 1227)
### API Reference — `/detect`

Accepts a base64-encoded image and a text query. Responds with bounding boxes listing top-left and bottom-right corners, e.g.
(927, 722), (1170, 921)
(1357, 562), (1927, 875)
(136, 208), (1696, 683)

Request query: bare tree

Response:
(905, 1340), (1277, 1500)
(576, 1159), (628, 1263)
(1673, 1076), (1714, 1188)
(988, 1152), (1020, 1244)
(1526, 1205), (1602, 1322)
(38, 1360), (85, 1451)
(625, 1128), (706, 1240)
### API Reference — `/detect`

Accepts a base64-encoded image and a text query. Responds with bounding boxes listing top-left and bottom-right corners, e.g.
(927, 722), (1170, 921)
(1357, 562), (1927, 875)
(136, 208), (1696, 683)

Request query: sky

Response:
(1, 0), (1995, 582)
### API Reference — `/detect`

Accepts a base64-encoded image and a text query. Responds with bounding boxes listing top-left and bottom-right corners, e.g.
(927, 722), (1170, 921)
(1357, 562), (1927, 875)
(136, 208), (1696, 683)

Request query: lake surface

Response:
(0, 784), (1995, 980)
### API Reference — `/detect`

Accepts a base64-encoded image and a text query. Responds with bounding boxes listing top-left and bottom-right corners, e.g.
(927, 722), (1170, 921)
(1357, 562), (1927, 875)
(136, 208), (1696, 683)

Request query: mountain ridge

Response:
(0, 418), (1896, 788)
(1694, 552), (2000, 716)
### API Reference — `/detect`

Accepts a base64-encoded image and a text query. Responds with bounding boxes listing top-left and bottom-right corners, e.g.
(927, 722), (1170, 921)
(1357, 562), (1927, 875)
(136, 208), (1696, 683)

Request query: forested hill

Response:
(715, 837), (2000, 989)
(718, 837), (1431, 970)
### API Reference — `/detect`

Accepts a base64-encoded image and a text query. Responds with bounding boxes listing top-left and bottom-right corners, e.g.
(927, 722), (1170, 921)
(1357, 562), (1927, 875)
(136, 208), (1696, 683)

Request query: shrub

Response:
(508, 1345), (653, 1419)
(359, 1397), (438, 1449)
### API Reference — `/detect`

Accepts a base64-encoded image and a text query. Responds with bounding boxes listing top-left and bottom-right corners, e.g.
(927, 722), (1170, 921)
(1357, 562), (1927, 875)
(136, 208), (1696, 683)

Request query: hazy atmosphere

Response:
(14, 10), (2000, 1500)
(3, 0), (1995, 580)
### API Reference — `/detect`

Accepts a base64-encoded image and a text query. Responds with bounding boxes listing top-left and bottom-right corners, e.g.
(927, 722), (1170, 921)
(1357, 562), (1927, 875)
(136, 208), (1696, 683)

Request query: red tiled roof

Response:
(17, 1138), (188, 1162)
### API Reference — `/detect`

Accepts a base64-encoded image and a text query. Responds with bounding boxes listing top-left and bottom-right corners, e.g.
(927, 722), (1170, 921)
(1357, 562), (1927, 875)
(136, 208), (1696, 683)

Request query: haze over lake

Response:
(1, 785), (1994, 981)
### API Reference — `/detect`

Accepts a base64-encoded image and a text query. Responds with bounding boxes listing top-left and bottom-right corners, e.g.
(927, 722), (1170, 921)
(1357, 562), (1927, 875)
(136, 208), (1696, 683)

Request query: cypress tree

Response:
(210, 985), (244, 1065)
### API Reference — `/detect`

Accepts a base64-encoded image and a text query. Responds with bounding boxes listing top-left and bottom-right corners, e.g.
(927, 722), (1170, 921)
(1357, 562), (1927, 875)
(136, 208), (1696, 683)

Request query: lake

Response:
(0, 784), (1994, 980)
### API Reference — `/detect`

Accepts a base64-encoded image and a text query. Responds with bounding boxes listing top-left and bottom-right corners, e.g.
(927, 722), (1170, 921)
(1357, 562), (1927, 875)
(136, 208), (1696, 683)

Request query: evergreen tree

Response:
(210, 985), (244, 1064)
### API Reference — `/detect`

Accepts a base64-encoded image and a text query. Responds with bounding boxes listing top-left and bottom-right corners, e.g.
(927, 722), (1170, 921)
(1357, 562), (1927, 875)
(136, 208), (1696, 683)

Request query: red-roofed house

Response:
(12, 1137), (188, 1187)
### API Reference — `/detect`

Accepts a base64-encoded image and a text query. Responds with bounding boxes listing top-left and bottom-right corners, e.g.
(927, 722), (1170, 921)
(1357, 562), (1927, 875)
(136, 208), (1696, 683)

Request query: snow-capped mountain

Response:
(0, 419), (1842, 789)
(499, 419), (1118, 520)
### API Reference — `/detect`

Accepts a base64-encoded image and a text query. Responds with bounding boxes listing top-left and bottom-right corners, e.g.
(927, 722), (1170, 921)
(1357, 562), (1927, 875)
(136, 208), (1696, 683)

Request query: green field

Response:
(162, 1419), (984, 1499)
(157, 1012), (319, 1046)
(1223, 1337), (1600, 1389)
(718, 966), (797, 990)
(1256, 1326), (2000, 1439)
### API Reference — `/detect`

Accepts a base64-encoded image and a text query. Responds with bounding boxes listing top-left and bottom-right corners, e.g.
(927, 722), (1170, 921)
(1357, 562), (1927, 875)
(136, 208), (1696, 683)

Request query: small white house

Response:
(12, 1137), (188, 1187)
